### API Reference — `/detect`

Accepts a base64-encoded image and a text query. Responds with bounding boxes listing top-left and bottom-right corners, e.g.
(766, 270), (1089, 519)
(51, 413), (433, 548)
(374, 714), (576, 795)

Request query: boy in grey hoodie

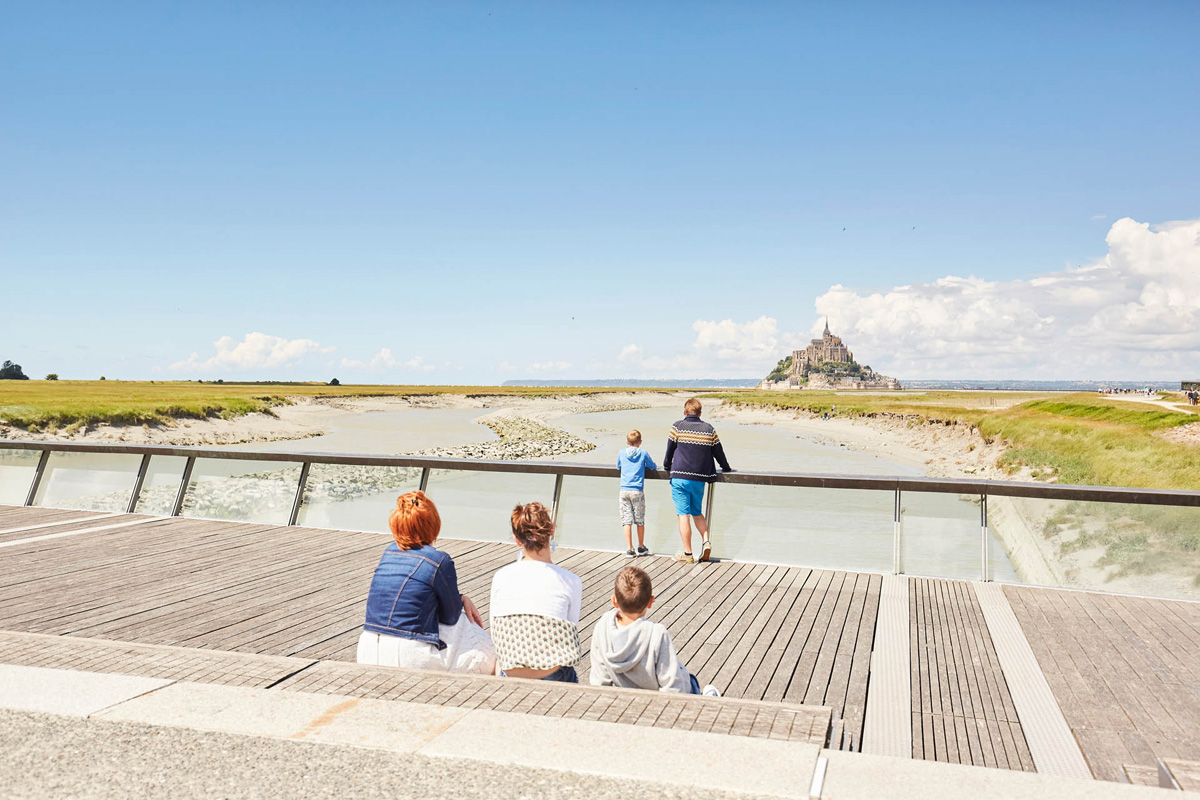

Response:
(589, 565), (719, 695)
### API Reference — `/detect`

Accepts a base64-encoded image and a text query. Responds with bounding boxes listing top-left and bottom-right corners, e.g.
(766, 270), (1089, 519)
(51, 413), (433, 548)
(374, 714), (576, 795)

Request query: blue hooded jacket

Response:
(617, 446), (658, 491)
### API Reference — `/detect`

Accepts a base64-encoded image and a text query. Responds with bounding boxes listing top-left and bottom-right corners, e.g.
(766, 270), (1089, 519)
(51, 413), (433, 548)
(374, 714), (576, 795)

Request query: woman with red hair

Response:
(358, 491), (495, 674)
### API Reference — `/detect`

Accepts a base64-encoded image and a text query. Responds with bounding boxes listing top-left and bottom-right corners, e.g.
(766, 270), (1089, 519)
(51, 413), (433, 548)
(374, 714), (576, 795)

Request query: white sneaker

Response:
(702, 685), (721, 697)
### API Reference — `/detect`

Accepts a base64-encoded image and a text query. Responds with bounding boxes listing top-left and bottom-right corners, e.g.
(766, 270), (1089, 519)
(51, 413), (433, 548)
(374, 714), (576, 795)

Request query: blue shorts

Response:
(670, 478), (706, 516)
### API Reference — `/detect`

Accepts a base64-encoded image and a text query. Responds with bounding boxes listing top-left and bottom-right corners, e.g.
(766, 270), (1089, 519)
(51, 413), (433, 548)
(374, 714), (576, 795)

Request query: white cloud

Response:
(618, 344), (643, 362)
(341, 348), (434, 372)
(815, 216), (1200, 378)
(170, 332), (332, 373)
(615, 316), (805, 378)
(530, 360), (572, 372)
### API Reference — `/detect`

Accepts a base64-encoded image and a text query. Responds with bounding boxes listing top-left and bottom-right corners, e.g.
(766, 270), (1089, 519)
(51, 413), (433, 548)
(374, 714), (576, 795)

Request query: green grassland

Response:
(705, 389), (1200, 585)
(704, 389), (1200, 490)
(0, 381), (668, 432)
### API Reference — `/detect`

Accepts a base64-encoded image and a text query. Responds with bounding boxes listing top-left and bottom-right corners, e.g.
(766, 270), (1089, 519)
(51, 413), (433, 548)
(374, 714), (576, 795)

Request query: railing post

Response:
(24, 450), (51, 507)
(288, 462), (311, 526)
(418, 468), (430, 493)
(126, 454), (151, 513)
(550, 473), (564, 527)
(980, 493), (989, 582)
(172, 457), (196, 517)
(893, 487), (902, 574)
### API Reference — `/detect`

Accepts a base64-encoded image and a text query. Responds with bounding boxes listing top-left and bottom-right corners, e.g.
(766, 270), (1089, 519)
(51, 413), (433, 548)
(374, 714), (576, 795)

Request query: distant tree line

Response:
(0, 360), (29, 380)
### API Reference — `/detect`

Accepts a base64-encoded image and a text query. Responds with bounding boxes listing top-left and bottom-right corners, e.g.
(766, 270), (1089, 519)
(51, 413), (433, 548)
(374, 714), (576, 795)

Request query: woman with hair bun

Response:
(488, 501), (583, 682)
(358, 491), (495, 674)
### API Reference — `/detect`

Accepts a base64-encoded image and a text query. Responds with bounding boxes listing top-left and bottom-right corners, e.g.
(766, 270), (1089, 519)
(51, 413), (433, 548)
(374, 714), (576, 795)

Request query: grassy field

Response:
(706, 389), (1200, 586)
(0, 381), (669, 432)
(704, 389), (1200, 489)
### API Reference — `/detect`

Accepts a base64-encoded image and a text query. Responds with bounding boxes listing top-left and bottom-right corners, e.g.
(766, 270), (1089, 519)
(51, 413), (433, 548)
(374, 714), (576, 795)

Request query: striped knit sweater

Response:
(662, 415), (732, 483)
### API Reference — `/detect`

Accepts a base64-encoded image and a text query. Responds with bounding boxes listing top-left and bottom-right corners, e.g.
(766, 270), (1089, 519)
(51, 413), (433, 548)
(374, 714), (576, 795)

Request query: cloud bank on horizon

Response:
(616, 215), (1200, 381)
(166, 216), (1200, 382)
(813, 216), (1200, 380)
(170, 333), (333, 373)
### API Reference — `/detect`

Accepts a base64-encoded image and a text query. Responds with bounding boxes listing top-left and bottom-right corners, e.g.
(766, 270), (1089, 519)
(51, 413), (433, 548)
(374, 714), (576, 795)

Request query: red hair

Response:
(388, 491), (441, 550)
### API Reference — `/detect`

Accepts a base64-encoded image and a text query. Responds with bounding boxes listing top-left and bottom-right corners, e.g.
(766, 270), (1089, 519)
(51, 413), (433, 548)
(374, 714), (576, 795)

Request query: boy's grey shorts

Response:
(619, 490), (646, 526)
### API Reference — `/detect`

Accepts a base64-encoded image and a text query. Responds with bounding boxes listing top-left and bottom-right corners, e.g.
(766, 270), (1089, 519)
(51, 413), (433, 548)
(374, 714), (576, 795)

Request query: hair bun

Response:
(511, 501), (554, 551)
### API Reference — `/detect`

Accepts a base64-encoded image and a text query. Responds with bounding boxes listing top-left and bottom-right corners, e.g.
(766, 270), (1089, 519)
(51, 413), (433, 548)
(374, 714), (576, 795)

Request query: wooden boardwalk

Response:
(0, 506), (880, 746)
(911, 578), (1032, 771)
(2, 504), (1199, 782)
(1006, 585), (1200, 782)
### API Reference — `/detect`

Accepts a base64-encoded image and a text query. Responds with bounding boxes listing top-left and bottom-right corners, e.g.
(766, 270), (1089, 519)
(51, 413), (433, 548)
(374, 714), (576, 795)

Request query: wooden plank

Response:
(781, 571), (849, 704)
(761, 569), (838, 704)
(802, 570), (864, 709)
(710, 567), (810, 697)
(744, 569), (829, 701)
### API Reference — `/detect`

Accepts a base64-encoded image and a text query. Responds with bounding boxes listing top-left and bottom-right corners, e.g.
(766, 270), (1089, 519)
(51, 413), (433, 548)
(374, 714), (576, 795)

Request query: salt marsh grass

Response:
(0, 381), (667, 432)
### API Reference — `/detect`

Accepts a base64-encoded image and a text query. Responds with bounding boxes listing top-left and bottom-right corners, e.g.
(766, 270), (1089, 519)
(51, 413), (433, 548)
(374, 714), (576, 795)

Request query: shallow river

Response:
(237, 404), (1018, 581)
(0, 404), (1016, 580)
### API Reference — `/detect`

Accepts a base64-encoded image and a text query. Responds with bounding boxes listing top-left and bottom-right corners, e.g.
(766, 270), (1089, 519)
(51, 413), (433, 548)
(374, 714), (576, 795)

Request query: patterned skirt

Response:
(490, 614), (581, 671)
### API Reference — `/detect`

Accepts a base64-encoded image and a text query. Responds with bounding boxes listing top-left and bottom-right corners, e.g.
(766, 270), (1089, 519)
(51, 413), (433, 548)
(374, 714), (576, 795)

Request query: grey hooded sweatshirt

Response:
(589, 608), (692, 693)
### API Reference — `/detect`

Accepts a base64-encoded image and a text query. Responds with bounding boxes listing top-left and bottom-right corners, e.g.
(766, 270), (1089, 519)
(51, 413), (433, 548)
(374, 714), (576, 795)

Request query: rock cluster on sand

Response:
(413, 414), (596, 460)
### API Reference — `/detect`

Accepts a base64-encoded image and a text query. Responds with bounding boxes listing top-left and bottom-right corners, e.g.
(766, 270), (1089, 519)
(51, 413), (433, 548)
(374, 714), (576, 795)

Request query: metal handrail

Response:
(7, 438), (1200, 584)
(4, 438), (1200, 506)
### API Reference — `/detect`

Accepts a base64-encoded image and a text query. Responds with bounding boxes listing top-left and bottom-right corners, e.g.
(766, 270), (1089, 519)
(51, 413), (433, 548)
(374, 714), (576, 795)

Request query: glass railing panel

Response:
(0, 448), (40, 506)
(180, 458), (302, 525)
(707, 483), (895, 570)
(423, 469), (555, 544)
(554, 475), (682, 554)
(296, 464), (421, 533)
(130, 455), (189, 515)
(900, 492), (1013, 581)
(32, 452), (143, 511)
(990, 496), (1200, 601)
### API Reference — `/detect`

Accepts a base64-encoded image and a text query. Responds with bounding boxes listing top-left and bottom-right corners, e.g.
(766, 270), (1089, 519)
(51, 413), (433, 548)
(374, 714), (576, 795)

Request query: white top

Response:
(489, 559), (582, 625)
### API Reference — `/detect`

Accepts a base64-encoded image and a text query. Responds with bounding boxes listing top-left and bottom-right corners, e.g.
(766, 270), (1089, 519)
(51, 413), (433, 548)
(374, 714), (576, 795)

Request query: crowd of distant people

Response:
(1099, 386), (1159, 397)
(1098, 386), (1198, 404)
(357, 398), (730, 695)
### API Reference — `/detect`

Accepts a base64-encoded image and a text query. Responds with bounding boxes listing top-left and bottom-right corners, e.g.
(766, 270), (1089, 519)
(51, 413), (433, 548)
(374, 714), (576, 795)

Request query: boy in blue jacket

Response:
(618, 429), (657, 557)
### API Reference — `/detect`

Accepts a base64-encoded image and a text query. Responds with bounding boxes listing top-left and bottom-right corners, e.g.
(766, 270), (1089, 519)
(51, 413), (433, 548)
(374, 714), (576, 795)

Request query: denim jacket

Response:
(363, 543), (462, 649)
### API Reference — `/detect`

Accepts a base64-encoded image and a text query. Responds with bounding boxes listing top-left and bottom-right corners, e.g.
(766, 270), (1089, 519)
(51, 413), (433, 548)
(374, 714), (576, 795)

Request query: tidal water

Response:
(238, 404), (1018, 581)
(0, 403), (1017, 581)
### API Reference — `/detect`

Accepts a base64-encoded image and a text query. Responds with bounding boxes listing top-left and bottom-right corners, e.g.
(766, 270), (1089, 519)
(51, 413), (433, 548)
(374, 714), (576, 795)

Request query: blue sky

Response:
(3, 2), (1198, 382)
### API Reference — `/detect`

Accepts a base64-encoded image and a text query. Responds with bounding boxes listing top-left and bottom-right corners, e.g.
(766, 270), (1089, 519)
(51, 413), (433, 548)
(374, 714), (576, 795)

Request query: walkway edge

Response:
(860, 573), (911, 758)
(972, 581), (1092, 779)
(0, 516), (161, 549)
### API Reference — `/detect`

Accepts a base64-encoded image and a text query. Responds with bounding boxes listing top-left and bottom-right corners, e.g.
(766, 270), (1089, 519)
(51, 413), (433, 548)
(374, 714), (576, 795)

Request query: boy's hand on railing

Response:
(462, 594), (484, 626)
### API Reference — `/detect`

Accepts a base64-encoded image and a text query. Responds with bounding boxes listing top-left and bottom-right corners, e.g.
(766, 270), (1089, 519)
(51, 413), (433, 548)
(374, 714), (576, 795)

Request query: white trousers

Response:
(357, 615), (496, 675)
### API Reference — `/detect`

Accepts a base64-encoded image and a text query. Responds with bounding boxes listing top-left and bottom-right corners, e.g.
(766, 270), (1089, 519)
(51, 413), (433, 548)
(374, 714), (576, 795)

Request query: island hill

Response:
(758, 320), (902, 390)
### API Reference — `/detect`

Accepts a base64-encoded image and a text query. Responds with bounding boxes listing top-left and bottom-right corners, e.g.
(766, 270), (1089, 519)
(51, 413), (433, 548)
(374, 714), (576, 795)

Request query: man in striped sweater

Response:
(663, 398), (733, 563)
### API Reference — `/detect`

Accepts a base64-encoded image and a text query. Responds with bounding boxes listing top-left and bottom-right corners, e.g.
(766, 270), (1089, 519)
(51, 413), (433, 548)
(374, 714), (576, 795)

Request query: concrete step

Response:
(0, 629), (832, 743)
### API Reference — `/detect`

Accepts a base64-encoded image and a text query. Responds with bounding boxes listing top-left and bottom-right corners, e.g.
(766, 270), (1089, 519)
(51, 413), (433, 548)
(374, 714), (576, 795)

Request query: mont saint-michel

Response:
(757, 320), (902, 390)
